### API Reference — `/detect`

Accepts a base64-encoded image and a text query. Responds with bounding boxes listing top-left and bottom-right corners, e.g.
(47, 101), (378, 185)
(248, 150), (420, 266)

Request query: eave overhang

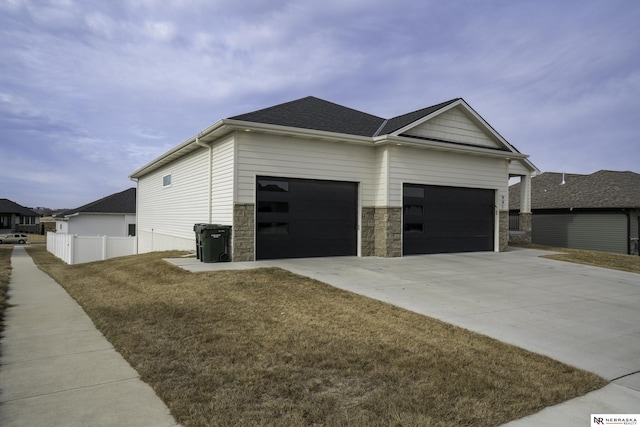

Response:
(130, 116), (538, 178)
(373, 134), (530, 162)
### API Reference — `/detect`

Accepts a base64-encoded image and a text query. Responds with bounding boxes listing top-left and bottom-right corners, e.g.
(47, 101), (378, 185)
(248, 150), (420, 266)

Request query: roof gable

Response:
(401, 105), (506, 150)
(229, 96), (385, 137)
(57, 188), (136, 218)
(510, 170), (640, 210)
(376, 98), (460, 135)
(388, 99), (515, 152)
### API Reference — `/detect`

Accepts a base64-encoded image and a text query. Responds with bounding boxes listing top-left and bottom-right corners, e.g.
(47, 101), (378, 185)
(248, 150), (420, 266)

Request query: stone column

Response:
(499, 210), (509, 252)
(519, 212), (532, 244)
(519, 173), (533, 244)
(374, 207), (402, 257)
(232, 203), (255, 262)
(361, 207), (375, 257)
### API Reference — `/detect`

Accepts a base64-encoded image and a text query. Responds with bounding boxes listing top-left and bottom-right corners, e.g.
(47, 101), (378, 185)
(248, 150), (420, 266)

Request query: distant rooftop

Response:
(510, 170), (640, 210)
(56, 188), (136, 218)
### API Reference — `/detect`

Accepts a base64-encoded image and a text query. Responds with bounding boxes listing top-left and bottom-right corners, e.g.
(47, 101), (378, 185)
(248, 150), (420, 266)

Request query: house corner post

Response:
(519, 174), (533, 244)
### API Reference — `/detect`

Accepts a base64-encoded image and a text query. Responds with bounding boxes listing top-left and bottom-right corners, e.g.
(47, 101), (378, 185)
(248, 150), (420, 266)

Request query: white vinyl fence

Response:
(47, 232), (137, 265)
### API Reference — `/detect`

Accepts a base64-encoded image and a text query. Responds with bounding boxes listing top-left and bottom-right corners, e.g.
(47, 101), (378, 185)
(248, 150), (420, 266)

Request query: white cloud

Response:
(143, 20), (176, 42)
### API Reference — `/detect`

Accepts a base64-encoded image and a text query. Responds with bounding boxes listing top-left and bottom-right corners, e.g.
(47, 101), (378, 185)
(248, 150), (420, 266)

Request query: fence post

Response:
(68, 235), (75, 265)
(102, 235), (108, 261)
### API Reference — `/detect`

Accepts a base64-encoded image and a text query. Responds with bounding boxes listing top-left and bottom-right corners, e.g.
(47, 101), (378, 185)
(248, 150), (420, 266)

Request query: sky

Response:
(1, 0), (639, 209)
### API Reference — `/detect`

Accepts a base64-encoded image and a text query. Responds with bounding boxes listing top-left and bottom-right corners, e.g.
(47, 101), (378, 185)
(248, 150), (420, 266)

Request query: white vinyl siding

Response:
(532, 212), (628, 254)
(508, 160), (531, 176)
(404, 107), (502, 149)
(211, 136), (235, 224)
(137, 147), (210, 252)
(235, 132), (375, 205)
(387, 145), (507, 206)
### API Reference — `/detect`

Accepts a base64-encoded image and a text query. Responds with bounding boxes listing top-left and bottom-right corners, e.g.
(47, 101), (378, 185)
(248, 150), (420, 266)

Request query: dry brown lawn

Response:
(25, 246), (607, 427)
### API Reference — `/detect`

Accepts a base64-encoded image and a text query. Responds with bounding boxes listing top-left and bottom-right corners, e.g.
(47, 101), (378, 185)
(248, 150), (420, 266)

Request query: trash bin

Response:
(199, 224), (231, 263)
(193, 223), (207, 260)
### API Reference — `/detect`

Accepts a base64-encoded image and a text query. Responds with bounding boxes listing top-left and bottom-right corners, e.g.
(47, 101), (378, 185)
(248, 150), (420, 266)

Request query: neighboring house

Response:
(55, 188), (137, 236)
(130, 96), (538, 261)
(509, 170), (640, 255)
(0, 199), (40, 234)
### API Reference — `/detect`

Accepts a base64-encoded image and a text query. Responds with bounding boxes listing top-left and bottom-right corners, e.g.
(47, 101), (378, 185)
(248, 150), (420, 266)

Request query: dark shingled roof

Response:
(510, 170), (640, 210)
(0, 199), (39, 216)
(228, 96), (461, 137)
(57, 188), (136, 218)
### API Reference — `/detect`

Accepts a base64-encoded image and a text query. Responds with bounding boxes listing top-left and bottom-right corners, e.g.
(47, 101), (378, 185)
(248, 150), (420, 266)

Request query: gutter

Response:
(624, 209), (631, 255)
(129, 120), (226, 179)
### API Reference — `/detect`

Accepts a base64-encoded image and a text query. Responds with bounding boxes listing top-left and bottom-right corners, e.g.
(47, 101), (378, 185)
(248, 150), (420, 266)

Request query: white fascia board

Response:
(223, 119), (374, 146)
(373, 135), (530, 161)
(520, 158), (541, 174)
(74, 212), (134, 216)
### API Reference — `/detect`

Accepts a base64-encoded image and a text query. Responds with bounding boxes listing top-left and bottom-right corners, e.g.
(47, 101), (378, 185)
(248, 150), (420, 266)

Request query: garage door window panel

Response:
(258, 179), (289, 192)
(257, 201), (289, 213)
(257, 222), (289, 234)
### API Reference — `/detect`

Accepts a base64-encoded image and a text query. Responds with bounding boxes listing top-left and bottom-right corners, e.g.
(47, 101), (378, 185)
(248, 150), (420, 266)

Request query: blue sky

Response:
(1, 0), (639, 209)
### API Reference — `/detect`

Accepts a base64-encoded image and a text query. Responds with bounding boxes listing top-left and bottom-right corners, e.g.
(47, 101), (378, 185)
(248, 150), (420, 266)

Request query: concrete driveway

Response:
(171, 247), (640, 391)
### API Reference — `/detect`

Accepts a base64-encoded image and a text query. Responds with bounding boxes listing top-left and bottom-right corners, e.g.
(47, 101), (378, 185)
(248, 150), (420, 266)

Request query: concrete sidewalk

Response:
(0, 246), (179, 427)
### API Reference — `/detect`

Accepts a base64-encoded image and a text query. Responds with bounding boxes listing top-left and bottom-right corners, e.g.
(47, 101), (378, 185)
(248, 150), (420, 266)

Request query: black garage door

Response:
(403, 184), (494, 255)
(256, 177), (358, 260)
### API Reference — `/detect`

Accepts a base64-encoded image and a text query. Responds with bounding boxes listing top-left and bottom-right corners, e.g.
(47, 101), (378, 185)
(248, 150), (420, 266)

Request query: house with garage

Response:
(510, 170), (640, 255)
(130, 96), (538, 261)
(0, 198), (40, 234)
(55, 188), (137, 236)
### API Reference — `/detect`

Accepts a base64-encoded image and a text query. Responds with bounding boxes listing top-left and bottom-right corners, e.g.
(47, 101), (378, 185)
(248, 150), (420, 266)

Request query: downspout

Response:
(195, 137), (213, 224)
(624, 209), (630, 255)
(129, 176), (139, 254)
